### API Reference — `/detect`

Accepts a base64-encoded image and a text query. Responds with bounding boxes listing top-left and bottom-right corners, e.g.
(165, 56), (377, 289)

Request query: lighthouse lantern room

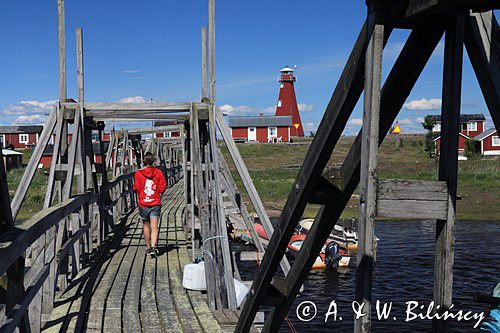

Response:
(275, 66), (304, 137)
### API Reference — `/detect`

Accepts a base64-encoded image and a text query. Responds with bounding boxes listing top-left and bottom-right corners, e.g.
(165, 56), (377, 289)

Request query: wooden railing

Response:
(0, 165), (181, 332)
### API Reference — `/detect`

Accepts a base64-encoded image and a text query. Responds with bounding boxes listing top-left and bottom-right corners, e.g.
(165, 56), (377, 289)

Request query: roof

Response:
(0, 125), (43, 134)
(227, 116), (292, 128)
(433, 132), (470, 141)
(428, 114), (486, 123)
(2, 149), (23, 156)
(280, 66), (294, 73)
(474, 128), (497, 141)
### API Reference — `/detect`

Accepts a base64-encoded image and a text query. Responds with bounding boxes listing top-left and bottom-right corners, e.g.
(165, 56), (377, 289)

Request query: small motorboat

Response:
(287, 234), (351, 269)
(296, 219), (362, 251)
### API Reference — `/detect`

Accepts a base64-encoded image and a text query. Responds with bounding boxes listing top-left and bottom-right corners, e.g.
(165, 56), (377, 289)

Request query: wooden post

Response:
(432, 13), (464, 333)
(355, 3), (384, 332)
(57, 0), (67, 102)
(208, 110), (237, 309)
(201, 27), (208, 99)
(208, 0), (216, 101)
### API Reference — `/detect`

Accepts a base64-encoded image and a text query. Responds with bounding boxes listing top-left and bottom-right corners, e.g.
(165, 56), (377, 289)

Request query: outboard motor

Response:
(324, 241), (341, 269)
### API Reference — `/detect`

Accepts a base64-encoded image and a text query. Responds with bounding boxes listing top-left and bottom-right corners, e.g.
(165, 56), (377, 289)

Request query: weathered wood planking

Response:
(432, 13), (464, 333)
(377, 179), (448, 201)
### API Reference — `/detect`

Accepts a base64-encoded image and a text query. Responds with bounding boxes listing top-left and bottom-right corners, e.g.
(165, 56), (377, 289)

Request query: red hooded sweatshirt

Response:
(133, 166), (167, 208)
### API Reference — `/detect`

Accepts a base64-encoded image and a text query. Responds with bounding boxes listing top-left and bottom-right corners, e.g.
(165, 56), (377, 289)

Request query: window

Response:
(280, 83), (284, 89)
(268, 127), (277, 137)
(19, 134), (29, 144)
(91, 133), (99, 142)
(0, 135), (4, 147)
(277, 100), (282, 107)
(492, 136), (500, 147)
(467, 122), (477, 131)
(433, 123), (441, 132)
(164, 132), (172, 138)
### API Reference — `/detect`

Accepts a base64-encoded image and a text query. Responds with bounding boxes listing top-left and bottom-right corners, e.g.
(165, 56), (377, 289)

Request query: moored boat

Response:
(287, 234), (351, 269)
(296, 219), (364, 251)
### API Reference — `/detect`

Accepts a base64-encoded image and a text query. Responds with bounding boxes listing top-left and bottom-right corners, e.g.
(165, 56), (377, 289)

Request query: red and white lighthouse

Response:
(275, 66), (304, 137)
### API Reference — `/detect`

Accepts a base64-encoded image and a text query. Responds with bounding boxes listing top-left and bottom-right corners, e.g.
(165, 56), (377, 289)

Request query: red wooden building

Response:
(153, 121), (181, 138)
(431, 114), (490, 156)
(0, 125), (43, 149)
(275, 66), (304, 137)
(430, 114), (485, 137)
(474, 128), (500, 156)
(228, 115), (292, 143)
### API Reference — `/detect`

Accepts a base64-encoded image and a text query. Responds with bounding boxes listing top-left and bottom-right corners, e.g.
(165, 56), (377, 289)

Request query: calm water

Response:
(235, 220), (500, 332)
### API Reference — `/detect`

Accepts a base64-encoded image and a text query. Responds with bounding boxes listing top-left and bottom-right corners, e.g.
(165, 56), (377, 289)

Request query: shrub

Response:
(464, 139), (479, 158)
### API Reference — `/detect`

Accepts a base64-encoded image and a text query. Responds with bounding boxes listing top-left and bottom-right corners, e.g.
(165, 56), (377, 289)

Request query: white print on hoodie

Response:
(143, 179), (156, 202)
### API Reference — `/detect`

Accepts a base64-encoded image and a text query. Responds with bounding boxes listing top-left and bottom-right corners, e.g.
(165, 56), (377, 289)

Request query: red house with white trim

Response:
(430, 114), (485, 137)
(228, 115), (292, 143)
(0, 125), (43, 149)
(430, 114), (489, 156)
(475, 128), (500, 156)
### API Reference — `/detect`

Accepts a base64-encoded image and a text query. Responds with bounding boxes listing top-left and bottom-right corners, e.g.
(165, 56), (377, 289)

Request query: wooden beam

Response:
(201, 27), (208, 99)
(126, 125), (182, 135)
(465, 11), (500, 132)
(62, 101), (207, 112)
(208, 0), (216, 102)
(57, 0), (66, 101)
(355, 4), (384, 332)
(432, 13), (464, 333)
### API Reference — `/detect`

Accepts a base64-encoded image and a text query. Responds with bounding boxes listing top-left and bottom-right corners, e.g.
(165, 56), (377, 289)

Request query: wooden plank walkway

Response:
(41, 180), (235, 332)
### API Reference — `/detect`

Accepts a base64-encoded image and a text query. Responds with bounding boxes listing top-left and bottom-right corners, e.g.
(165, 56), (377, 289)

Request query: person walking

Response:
(133, 152), (167, 258)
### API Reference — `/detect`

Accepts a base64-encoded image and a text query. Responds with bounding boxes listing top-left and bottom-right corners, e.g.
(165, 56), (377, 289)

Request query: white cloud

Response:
(303, 122), (317, 131)
(1, 99), (57, 116)
(121, 70), (142, 74)
(403, 98), (442, 111)
(117, 96), (146, 103)
(13, 114), (45, 124)
(20, 100), (58, 109)
(349, 118), (363, 126)
(219, 104), (274, 116)
(416, 117), (425, 123)
(298, 104), (314, 112)
(398, 118), (413, 125)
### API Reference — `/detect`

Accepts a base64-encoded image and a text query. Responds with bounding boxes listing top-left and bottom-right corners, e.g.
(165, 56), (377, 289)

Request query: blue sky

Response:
(0, 1), (496, 134)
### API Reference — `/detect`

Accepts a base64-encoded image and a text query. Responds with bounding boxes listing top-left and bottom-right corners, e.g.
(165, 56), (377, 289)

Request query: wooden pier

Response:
(1, 1), (498, 333)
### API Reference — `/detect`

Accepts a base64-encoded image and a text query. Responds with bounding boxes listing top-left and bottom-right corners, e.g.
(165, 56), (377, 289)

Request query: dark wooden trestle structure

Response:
(236, 1), (499, 333)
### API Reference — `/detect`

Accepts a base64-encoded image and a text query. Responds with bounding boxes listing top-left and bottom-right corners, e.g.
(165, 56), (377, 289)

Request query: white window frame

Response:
(268, 126), (277, 139)
(492, 135), (500, 147)
(277, 100), (282, 107)
(280, 83), (284, 89)
(0, 135), (5, 147)
(433, 123), (441, 132)
(19, 134), (29, 144)
(467, 122), (477, 131)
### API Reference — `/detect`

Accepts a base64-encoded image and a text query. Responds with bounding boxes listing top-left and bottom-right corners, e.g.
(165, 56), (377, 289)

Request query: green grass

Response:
(7, 166), (47, 221)
(221, 135), (500, 220)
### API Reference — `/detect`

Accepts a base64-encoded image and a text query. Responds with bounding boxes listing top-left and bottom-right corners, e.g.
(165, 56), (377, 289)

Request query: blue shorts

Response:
(138, 205), (161, 222)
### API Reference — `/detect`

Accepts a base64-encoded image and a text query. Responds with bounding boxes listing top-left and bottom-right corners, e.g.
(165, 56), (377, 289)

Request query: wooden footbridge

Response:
(1, 0), (499, 333)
